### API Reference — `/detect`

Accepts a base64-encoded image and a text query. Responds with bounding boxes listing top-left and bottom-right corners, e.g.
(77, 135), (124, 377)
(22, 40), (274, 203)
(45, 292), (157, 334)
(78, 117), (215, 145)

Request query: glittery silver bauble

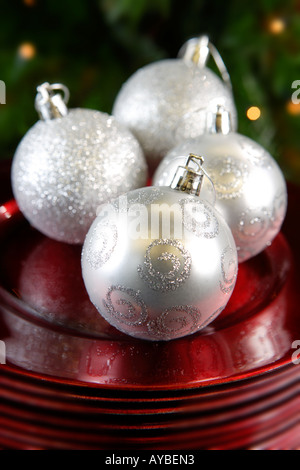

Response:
(153, 110), (287, 262)
(82, 155), (238, 341)
(11, 83), (147, 244)
(112, 36), (237, 166)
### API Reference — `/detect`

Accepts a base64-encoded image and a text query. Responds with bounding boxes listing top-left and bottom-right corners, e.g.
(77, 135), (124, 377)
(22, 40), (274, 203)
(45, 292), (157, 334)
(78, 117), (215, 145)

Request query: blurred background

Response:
(0, 0), (299, 183)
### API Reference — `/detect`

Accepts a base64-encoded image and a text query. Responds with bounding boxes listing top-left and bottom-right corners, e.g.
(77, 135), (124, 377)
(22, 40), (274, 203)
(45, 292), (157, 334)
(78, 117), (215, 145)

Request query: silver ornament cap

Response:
(153, 107), (288, 262)
(11, 82), (148, 244)
(112, 36), (237, 167)
(34, 82), (69, 120)
(82, 154), (238, 341)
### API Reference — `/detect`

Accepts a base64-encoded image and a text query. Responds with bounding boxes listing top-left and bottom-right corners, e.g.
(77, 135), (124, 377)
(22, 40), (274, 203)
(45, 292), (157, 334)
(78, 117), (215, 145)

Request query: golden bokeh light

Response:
(286, 100), (300, 116)
(268, 18), (286, 34)
(23, 0), (36, 6)
(246, 106), (261, 121)
(18, 42), (37, 60)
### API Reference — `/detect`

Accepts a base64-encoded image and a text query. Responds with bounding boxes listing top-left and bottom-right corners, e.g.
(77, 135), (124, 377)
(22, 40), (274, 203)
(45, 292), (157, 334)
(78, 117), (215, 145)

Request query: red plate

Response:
(0, 162), (300, 449)
(0, 390), (299, 450)
(0, 171), (300, 388)
(0, 201), (299, 389)
(0, 363), (298, 415)
(0, 359), (298, 409)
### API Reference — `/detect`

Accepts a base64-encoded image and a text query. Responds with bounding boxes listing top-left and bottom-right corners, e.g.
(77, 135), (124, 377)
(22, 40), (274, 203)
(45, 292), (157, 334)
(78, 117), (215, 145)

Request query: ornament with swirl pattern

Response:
(153, 107), (288, 262)
(112, 36), (237, 169)
(11, 82), (147, 244)
(82, 154), (238, 341)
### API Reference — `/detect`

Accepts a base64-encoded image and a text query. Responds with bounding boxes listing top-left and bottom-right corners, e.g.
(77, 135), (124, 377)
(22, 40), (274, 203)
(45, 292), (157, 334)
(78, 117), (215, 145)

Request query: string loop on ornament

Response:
(187, 153), (216, 206)
(35, 82), (70, 106)
(208, 42), (232, 90)
(48, 83), (70, 104)
(199, 161), (216, 206)
(178, 35), (232, 90)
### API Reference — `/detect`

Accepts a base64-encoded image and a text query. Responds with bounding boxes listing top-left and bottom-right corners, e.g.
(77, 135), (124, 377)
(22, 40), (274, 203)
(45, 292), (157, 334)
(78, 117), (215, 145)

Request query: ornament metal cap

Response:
(206, 105), (232, 135)
(35, 82), (70, 121)
(170, 153), (216, 202)
(179, 35), (210, 68)
(178, 35), (232, 90)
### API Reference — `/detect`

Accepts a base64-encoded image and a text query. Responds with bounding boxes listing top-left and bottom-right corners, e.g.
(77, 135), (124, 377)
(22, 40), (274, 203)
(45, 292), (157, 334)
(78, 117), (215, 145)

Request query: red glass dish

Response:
(0, 388), (299, 450)
(0, 161), (300, 449)
(0, 198), (299, 389)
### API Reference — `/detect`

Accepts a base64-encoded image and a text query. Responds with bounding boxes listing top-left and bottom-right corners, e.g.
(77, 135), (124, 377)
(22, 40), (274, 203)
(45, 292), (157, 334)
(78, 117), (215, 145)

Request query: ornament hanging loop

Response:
(178, 35), (232, 90)
(170, 153), (216, 204)
(35, 82), (70, 121)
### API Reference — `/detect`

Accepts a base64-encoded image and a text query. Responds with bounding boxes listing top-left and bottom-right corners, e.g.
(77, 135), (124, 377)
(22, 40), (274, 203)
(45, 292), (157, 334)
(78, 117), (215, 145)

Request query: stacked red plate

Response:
(0, 161), (299, 450)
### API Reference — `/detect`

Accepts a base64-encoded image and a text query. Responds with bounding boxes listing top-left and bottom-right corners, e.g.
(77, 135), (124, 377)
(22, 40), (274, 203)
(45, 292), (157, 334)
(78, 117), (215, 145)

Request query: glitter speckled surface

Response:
(113, 59), (237, 164)
(11, 108), (148, 244)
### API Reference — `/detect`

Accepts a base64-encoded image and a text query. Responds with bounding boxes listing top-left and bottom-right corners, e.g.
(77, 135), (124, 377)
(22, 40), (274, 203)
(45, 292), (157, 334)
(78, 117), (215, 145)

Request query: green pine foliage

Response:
(0, 0), (299, 181)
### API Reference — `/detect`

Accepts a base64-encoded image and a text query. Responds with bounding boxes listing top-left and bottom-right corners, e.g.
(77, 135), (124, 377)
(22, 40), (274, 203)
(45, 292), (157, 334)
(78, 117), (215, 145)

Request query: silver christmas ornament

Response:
(11, 82), (148, 244)
(153, 107), (288, 262)
(112, 35), (237, 167)
(82, 154), (238, 341)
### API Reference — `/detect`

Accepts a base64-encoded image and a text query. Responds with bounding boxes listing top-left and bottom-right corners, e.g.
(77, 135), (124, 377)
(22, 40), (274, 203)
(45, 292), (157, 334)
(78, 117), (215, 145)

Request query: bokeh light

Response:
(18, 42), (37, 60)
(268, 17), (286, 34)
(246, 106), (261, 121)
